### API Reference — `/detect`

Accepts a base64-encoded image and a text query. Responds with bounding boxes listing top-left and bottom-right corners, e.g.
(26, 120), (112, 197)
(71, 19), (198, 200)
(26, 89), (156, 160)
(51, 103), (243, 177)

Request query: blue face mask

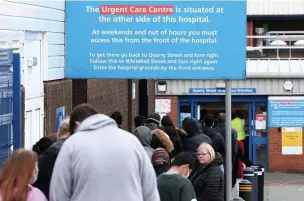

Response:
(182, 168), (190, 178)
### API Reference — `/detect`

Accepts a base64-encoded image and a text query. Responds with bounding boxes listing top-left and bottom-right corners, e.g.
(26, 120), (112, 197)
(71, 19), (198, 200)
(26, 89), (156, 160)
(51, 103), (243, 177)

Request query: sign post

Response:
(225, 79), (232, 200)
(66, 1), (247, 200)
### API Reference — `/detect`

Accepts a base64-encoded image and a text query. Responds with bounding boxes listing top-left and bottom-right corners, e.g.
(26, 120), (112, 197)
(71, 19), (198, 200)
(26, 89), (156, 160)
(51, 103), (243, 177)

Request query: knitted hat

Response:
(152, 148), (170, 166)
(147, 113), (161, 125)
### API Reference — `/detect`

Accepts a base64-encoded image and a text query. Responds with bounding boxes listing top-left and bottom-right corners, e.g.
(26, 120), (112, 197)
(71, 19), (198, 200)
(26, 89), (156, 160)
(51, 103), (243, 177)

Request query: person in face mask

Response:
(0, 149), (47, 201)
(157, 152), (197, 201)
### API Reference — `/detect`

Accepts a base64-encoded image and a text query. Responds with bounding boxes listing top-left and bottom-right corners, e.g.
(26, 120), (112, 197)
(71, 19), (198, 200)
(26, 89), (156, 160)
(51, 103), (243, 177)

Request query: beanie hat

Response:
(152, 148), (170, 166)
(147, 113), (161, 125)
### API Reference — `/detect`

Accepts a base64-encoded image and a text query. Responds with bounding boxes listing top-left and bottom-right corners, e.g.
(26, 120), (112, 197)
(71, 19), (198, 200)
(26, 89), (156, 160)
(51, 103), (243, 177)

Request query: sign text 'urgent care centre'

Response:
(65, 0), (246, 79)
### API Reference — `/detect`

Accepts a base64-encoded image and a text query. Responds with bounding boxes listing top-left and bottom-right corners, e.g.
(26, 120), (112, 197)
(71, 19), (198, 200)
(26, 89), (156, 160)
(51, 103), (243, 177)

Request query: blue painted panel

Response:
(66, 0), (246, 79)
(189, 88), (256, 94)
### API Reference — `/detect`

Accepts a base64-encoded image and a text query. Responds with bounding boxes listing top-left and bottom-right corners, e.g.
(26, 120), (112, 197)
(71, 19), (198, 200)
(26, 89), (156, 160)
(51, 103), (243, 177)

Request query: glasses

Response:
(197, 152), (210, 158)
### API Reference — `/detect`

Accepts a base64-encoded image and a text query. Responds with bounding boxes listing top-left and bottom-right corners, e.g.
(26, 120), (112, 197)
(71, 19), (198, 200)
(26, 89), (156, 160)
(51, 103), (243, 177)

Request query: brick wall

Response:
(156, 96), (178, 126)
(268, 127), (304, 173)
(87, 79), (130, 130)
(44, 79), (73, 135)
(43, 79), (155, 133)
(148, 80), (156, 115)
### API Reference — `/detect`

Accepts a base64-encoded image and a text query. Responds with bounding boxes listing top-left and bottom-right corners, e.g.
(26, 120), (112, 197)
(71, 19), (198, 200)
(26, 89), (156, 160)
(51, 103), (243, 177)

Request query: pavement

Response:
(264, 172), (304, 201)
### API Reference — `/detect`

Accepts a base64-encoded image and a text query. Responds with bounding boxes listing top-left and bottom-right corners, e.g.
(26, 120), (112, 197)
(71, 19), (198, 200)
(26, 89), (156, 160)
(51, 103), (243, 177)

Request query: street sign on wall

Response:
(268, 96), (304, 127)
(65, 0), (246, 79)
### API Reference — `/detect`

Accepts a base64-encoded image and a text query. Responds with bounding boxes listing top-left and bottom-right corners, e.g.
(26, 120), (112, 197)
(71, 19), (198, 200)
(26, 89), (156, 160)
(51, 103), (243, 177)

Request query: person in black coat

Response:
(214, 112), (239, 188)
(161, 115), (183, 159)
(182, 118), (212, 155)
(33, 118), (70, 198)
(190, 143), (224, 201)
(203, 114), (226, 159)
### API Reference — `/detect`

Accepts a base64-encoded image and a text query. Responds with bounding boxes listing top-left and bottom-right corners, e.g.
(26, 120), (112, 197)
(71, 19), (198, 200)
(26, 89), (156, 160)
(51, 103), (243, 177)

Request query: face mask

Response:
(182, 168), (190, 178)
(32, 171), (38, 184)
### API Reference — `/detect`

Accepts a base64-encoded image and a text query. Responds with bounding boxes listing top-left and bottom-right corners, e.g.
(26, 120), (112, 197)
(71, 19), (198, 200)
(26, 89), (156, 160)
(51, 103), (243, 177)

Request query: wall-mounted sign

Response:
(282, 127), (302, 155)
(65, 0), (246, 79)
(155, 99), (171, 114)
(56, 106), (65, 132)
(268, 96), (304, 127)
(189, 88), (256, 94)
(255, 114), (266, 130)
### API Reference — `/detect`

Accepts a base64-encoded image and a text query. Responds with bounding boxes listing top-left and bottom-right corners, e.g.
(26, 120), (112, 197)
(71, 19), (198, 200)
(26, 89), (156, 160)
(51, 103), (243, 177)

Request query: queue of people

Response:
(0, 103), (253, 201)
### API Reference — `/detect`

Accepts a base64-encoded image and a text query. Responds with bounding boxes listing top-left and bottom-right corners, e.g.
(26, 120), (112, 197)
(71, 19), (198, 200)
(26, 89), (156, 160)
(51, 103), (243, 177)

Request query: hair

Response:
(32, 137), (53, 155)
(58, 117), (70, 138)
(161, 115), (174, 127)
(110, 111), (123, 126)
(217, 113), (226, 124)
(69, 103), (99, 134)
(0, 149), (37, 201)
(234, 110), (243, 119)
(171, 152), (195, 171)
(134, 115), (146, 128)
(203, 114), (215, 127)
(181, 117), (191, 127)
(198, 143), (215, 161)
(47, 133), (58, 142)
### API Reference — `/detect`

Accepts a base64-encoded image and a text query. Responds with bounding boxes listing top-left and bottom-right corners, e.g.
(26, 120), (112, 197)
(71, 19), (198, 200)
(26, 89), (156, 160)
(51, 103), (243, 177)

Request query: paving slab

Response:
(264, 172), (304, 201)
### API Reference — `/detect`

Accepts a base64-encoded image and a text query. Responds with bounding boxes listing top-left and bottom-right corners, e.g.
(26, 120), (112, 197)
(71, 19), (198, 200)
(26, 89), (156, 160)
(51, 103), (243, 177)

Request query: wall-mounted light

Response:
(157, 80), (167, 92)
(283, 80), (293, 92)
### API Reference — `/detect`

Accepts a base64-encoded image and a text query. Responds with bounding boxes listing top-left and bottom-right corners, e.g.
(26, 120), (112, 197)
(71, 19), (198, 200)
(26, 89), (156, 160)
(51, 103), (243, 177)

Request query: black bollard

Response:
(250, 166), (259, 201)
(243, 167), (255, 201)
(256, 165), (265, 201)
(239, 179), (253, 201)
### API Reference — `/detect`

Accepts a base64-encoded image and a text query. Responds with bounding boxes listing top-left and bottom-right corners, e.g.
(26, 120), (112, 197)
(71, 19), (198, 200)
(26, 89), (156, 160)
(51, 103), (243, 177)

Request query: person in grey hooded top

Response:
(133, 126), (154, 159)
(49, 103), (160, 201)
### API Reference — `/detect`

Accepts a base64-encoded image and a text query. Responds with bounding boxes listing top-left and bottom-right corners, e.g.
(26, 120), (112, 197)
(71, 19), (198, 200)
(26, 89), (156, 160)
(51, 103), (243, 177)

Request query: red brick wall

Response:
(156, 96), (178, 126)
(44, 79), (73, 135)
(268, 127), (304, 173)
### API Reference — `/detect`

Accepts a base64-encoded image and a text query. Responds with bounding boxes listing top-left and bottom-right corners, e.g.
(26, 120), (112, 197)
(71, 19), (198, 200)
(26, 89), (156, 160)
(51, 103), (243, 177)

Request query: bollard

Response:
(243, 167), (255, 201)
(256, 165), (265, 201)
(250, 166), (259, 201)
(239, 179), (252, 201)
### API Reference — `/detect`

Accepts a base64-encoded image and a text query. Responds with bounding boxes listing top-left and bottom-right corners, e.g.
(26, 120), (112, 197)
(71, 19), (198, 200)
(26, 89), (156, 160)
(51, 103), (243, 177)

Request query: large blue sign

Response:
(268, 97), (304, 127)
(65, 1), (246, 79)
(189, 88), (256, 94)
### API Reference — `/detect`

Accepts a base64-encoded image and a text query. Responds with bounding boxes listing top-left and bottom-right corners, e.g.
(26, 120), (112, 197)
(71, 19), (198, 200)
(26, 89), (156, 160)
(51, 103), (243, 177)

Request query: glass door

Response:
(179, 102), (191, 127)
(250, 102), (268, 170)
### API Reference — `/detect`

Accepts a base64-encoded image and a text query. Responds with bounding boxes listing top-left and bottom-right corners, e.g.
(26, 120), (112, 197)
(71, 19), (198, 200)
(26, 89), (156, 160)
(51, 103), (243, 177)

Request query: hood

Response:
(133, 126), (152, 147)
(152, 129), (174, 153)
(203, 127), (216, 138)
(183, 118), (204, 137)
(145, 122), (158, 131)
(76, 114), (117, 133)
(210, 152), (224, 166)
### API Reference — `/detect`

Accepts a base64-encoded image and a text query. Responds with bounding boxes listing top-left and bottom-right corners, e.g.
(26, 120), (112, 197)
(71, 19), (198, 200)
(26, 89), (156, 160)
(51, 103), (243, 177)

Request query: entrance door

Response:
(24, 38), (44, 149)
(249, 102), (268, 170)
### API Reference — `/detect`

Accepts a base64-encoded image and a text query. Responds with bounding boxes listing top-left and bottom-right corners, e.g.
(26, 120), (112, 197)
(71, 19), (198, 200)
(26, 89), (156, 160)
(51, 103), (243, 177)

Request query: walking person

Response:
(49, 103), (160, 201)
(0, 149), (47, 201)
(157, 152), (197, 201)
(33, 117), (71, 198)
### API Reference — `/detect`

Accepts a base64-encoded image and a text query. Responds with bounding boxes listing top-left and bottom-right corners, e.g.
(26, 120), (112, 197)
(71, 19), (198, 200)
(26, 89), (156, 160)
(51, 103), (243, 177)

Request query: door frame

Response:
(249, 102), (268, 170)
(178, 95), (269, 169)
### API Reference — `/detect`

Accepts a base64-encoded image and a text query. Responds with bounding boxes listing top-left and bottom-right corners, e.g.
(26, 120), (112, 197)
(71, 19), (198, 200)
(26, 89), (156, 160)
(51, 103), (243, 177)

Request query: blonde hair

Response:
(58, 117), (70, 137)
(197, 143), (215, 161)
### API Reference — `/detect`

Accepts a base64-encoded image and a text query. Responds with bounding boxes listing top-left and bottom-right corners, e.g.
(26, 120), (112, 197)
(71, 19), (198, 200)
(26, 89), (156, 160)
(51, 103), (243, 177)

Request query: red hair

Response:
(0, 149), (37, 201)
